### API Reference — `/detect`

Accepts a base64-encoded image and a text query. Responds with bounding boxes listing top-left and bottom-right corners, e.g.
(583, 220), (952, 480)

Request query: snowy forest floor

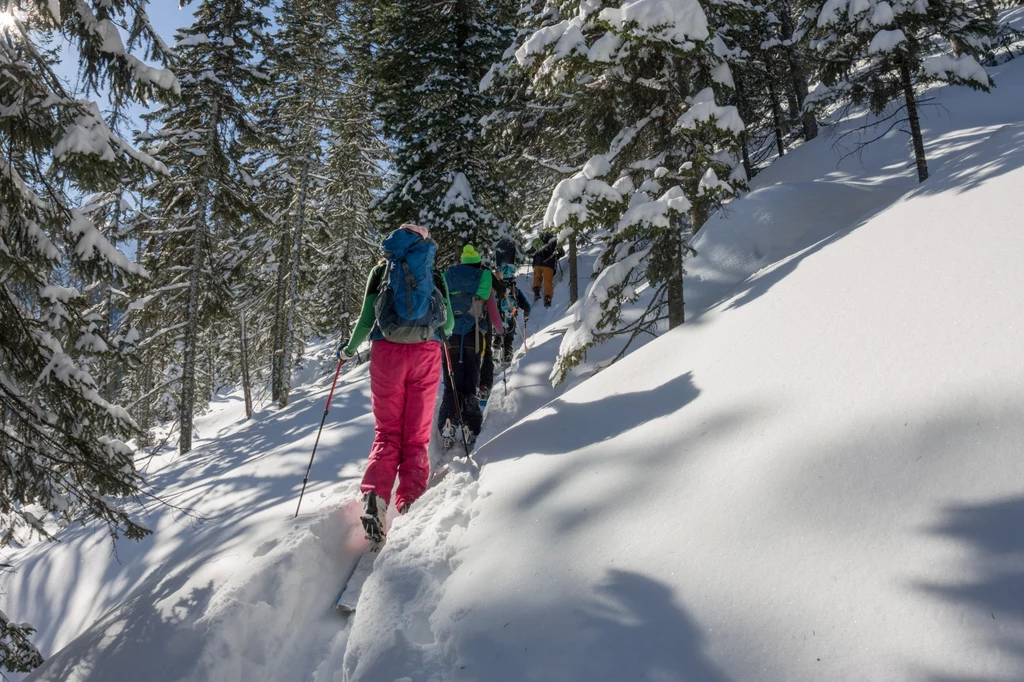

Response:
(8, 12), (1024, 681)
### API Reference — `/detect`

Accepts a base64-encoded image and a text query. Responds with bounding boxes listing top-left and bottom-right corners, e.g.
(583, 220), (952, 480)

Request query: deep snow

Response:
(5, 14), (1024, 681)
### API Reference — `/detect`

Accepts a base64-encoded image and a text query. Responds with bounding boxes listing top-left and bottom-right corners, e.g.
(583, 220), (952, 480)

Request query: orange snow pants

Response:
(532, 265), (554, 299)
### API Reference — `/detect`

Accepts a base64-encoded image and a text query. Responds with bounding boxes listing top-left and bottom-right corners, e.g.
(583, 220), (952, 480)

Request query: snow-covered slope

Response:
(7, 351), (380, 682)
(6, 24), (1024, 682)
(339, 57), (1024, 682)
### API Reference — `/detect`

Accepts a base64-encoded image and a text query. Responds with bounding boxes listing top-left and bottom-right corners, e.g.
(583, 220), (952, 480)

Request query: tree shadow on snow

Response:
(476, 371), (700, 463)
(911, 122), (1024, 198)
(9, 359), (373, 665)
(453, 569), (732, 682)
(914, 496), (1024, 682)
(25, 570), (214, 682)
(695, 122), (1024, 320)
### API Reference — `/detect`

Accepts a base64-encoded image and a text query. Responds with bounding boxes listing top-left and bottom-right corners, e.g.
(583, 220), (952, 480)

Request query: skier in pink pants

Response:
(338, 224), (454, 542)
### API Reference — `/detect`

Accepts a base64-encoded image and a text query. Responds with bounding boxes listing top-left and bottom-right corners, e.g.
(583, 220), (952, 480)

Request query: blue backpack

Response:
(374, 228), (447, 344)
(446, 264), (486, 338)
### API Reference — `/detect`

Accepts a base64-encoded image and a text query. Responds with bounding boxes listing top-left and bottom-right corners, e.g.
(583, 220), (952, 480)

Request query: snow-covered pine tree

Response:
(719, 0), (799, 172)
(771, 0), (818, 141)
(483, 0), (631, 304)
(137, 0), (270, 454)
(491, 1), (746, 384)
(360, 0), (517, 259)
(800, 0), (998, 181)
(0, 0), (177, 672)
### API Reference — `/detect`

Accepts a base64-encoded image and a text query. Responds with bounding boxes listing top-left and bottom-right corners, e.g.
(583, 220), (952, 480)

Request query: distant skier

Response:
(337, 224), (454, 542)
(438, 244), (504, 452)
(477, 266), (507, 409)
(496, 263), (531, 365)
(529, 232), (565, 308)
(495, 237), (518, 269)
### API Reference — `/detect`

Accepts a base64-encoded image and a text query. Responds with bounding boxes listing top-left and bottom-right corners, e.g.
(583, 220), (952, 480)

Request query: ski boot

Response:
(544, 295), (552, 308)
(533, 287), (541, 302)
(441, 418), (456, 452)
(360, 492), (388, 543)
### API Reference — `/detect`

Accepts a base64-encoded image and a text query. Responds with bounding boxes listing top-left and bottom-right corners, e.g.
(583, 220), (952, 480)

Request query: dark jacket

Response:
(531, 238), (565, 269)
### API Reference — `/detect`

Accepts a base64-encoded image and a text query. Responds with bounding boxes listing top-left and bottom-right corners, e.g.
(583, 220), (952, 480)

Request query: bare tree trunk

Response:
(900, 59), (929, 182)
(137, 339), (154, 448)
(240, 311), (253, 419)
(733, 73), (755, 179)
(271, 228), (288, 403)
(768, 80), (787, 158)
(568, 232), (578, 305)
(666, 227), (685, 329)
(776, 0), (818, 141)
(179, 201), (207, 455)
(179, 100), (217, 455)
(279, 162), (309, 408)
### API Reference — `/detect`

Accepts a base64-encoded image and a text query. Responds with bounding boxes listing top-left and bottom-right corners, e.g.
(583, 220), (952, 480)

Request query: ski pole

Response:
(519, 315), (529, 354)
(294, 358), (345, 518)
(441, 340), (472, 457)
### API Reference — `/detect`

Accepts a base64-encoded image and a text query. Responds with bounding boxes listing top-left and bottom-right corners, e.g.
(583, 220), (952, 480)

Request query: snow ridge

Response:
(341, 468), (481, 681)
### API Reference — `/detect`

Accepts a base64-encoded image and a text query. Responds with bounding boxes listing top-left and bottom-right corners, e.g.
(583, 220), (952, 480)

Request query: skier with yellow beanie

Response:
(438, 244), (504, 451)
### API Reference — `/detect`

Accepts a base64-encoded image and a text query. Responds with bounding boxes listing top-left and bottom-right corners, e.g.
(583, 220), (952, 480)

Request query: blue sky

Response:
(146, 2), (194, 38)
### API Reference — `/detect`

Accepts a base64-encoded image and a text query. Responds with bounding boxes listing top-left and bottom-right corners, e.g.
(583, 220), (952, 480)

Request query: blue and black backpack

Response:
(446, 264), (487, 339)
(373, 228), (447, 344)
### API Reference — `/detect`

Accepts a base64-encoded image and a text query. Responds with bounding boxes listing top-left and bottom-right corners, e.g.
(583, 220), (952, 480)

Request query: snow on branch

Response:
(677, 88), (744, 135)
(69, 210), (148, 276)
(553, 246), (652, 385)
(922, 54), (990, 87)
(599, 0), (710, 46)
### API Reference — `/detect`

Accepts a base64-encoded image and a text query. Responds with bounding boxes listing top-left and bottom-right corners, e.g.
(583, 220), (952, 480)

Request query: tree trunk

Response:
(568, 232), (578, 305)
(776, 0), (818, 141)
(270, 227), (288, 402)
(179, 198), (207, 455)
(279, 161), (309, 408)
(102, 197), (122, 403)
(768, 80), (787, 158)
(691, 206), (710, 234)
(137, 340), (154, 448)
(666, 226), (685, 329)
(240, 311), (253, 420)
(733, 73), (754, 179)
(179, 101), (217, 455)
(900, 59), (929, 182)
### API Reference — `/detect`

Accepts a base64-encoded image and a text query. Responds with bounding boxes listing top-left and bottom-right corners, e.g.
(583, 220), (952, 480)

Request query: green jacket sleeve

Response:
(475, 269), (492, 300)
(440, 272), (455, 337)
(342, 265), (383, 356)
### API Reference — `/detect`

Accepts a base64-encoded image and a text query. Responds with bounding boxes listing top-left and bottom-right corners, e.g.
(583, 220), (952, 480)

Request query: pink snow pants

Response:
(360, 338), (442, 510)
